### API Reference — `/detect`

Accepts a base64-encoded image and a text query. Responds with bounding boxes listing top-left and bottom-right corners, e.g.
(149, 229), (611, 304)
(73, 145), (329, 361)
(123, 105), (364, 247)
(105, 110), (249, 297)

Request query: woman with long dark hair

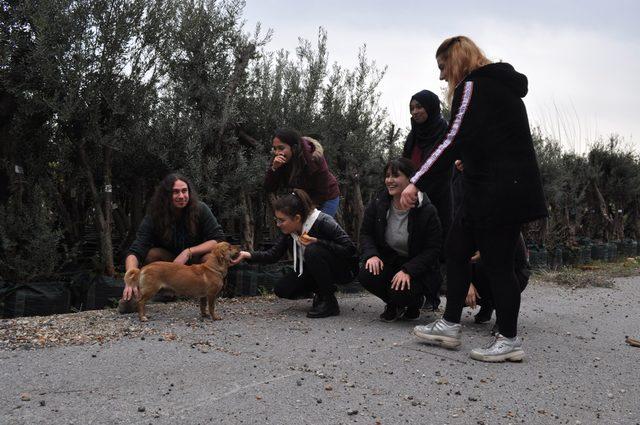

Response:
(232, 189), (357, 318)
(120, 173), (225, 310)
(264, 128), (341, 216)
(402, 36), (547, 362)
(358, 158), (442, 322)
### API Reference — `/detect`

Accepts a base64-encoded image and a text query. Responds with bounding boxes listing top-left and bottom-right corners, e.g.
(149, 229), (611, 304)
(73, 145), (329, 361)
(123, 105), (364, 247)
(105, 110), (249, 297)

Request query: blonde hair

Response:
(436, 36), (491, 104)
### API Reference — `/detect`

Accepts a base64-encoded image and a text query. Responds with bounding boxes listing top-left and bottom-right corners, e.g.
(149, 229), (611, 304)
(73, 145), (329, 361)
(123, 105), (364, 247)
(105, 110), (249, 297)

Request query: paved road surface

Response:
(1, 277), (639, 424)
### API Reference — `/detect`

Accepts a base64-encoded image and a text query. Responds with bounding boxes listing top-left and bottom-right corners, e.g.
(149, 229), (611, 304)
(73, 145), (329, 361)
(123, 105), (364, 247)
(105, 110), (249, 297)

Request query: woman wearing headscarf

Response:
(402, 90), (452, 240)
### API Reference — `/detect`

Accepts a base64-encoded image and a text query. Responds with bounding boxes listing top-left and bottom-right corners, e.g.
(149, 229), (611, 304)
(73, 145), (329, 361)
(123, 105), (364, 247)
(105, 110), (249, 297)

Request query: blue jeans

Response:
(318, 196), (340, 217)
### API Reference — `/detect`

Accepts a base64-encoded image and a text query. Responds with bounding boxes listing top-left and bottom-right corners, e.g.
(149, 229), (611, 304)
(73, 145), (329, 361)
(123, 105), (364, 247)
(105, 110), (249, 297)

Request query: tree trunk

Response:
(342, 163), (364, 245)
(239, 189), (255, 251)
(41, 176), (80, 242)
(589, 177), (614, 240)
(78, 144), (115, 276)
(102, 146), (115, 276)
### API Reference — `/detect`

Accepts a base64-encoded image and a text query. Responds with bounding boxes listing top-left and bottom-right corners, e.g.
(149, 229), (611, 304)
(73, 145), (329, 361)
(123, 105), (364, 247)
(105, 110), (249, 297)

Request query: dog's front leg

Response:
(207, 295), (222, 321)
(199, 297), (208, 319)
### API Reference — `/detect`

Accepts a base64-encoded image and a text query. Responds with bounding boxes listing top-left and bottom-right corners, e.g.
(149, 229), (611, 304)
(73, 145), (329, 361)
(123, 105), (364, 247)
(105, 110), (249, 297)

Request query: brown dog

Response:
(124, 242), (240, 322)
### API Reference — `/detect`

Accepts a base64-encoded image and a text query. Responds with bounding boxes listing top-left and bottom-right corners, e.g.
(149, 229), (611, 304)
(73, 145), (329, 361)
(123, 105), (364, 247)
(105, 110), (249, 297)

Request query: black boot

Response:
(379, 303), (399, 322)
(311, 293), (321, 309)
(400, 295), (423, 321)
(307, 293), (340, 318)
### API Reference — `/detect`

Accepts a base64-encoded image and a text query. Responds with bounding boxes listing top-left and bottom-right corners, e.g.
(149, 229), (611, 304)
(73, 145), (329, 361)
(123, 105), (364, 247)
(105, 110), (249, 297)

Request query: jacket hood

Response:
(469, 62), (528, 98)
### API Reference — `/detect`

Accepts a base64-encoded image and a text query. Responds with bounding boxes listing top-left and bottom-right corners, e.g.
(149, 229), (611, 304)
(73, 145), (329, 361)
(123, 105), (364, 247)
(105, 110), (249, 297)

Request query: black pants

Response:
(274, 244), (352, 299)
(472, 260), (530, 311)
(358, 256), (425, 309)
(443, 215), (522, 338)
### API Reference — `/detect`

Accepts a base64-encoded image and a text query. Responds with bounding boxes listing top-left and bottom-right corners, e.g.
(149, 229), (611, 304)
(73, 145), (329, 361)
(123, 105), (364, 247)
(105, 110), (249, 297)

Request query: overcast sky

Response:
(241, 0), (639, 152)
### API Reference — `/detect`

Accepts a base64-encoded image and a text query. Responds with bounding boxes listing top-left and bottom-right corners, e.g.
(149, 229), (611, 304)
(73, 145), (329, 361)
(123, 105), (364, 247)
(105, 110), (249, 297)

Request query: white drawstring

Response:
(291, 209), (321, 276)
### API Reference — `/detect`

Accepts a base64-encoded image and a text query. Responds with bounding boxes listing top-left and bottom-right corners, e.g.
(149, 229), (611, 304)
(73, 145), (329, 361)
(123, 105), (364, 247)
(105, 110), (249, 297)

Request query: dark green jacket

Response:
(127, 201), (224, 264)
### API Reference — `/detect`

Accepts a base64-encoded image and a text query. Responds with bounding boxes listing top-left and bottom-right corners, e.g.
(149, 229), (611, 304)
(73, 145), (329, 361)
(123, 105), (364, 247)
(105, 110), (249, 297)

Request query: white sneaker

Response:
(470, 334), (525, 362)
(413, 318), (462, 349)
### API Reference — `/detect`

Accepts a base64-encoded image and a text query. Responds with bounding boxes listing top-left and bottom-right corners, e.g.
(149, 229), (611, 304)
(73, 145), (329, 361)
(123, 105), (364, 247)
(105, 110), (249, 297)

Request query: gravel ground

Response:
(0, 274), (639, 425)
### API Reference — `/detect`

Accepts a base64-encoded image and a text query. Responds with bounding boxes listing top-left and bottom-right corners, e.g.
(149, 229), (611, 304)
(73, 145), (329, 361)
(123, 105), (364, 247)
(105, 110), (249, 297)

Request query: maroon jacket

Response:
(264, 137), (340, 206)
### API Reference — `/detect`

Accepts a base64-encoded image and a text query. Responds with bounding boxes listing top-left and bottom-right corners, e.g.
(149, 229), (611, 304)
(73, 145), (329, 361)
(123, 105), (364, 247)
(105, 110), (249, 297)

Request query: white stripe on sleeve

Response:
(411, 81), (474, 184)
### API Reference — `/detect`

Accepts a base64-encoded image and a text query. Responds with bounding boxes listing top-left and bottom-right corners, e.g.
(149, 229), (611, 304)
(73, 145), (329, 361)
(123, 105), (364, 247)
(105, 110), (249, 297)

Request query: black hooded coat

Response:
(410, 63), (547, 226)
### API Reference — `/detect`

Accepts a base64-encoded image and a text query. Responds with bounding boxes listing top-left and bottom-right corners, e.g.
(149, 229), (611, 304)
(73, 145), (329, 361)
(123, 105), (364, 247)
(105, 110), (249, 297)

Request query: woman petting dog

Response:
(119, 173), (225, 313)
(232, 189), (357, 318)
(264, 128), (341, 217)
(358, 158), (442, 323)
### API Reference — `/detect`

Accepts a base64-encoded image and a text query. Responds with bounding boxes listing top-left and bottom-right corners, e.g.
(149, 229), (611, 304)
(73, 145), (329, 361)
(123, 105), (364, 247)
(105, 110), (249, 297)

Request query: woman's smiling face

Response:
(385, 169), (410, 197)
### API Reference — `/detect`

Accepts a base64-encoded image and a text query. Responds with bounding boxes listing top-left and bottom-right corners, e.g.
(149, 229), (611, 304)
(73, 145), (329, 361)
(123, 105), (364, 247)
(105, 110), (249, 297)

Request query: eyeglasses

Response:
(274, 216), (287, 225)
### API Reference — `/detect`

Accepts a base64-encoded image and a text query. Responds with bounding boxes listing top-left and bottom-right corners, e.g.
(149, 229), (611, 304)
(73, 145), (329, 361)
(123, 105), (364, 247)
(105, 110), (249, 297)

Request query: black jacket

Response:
(359, 190), (442, 279)
(127, 202), (225, 264)
(411, 62), (548, 226)
(250, 212), (356, 263)
(402, 132), (453, 206)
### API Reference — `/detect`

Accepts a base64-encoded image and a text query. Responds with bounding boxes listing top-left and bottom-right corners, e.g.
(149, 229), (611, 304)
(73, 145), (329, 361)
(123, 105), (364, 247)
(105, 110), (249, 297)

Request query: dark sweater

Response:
(411, 62), (548, 226)
(359, 190), (442, 279)
(264, 138), (340, 206)
(249, 212), (356, 263)
(127, 201), (225, 264)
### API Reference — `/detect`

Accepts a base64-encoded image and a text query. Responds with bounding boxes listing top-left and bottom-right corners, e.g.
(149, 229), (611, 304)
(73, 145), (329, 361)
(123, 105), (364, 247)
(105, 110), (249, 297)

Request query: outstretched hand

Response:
(230, 250), (251, 266)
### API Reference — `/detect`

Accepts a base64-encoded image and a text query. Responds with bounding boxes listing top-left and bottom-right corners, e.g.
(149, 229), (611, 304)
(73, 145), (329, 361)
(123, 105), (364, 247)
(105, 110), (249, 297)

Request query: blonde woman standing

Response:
(401, 36), (547, 362)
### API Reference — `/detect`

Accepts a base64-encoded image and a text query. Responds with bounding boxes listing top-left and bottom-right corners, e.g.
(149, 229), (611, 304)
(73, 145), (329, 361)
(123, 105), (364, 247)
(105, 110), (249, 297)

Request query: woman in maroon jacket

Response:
(403, 36), (547, 362)
(264, 128), (340, 216)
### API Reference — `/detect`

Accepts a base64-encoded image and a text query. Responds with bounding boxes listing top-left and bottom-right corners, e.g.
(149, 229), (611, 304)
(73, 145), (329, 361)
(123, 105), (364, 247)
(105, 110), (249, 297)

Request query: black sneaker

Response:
(474, 306), (494, 324)
(379, 304), (399, 322)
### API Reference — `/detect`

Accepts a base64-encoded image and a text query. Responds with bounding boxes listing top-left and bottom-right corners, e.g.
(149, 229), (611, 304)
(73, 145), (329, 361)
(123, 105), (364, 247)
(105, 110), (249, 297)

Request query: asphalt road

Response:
(1, 276), (639, 425)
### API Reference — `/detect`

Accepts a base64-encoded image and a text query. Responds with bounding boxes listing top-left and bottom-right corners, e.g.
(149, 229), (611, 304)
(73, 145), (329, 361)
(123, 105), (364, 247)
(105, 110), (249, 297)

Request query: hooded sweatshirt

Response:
(410, 62), (547, 226)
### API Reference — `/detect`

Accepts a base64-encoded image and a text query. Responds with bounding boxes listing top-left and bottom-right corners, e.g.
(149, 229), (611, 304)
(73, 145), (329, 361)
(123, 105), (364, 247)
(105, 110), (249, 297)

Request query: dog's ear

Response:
(214, 242), (230, 260)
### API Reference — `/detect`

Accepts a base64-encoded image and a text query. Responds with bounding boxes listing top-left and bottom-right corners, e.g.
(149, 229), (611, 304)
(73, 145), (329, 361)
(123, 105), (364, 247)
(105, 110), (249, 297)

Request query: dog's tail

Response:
(124, 268), (141, 291)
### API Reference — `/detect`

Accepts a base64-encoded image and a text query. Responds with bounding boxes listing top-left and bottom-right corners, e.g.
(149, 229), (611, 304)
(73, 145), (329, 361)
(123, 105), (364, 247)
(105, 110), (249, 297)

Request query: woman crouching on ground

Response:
(232, 189), (357, 318)
(359, 158), (443, 322)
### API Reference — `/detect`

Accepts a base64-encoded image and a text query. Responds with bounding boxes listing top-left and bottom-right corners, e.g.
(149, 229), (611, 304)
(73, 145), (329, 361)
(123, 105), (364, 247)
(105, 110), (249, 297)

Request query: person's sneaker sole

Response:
(380, 315), (399, 323)
(413, 329), (461, 349)
(469, 349), (525, 362)
(307, 308), (340, 319)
